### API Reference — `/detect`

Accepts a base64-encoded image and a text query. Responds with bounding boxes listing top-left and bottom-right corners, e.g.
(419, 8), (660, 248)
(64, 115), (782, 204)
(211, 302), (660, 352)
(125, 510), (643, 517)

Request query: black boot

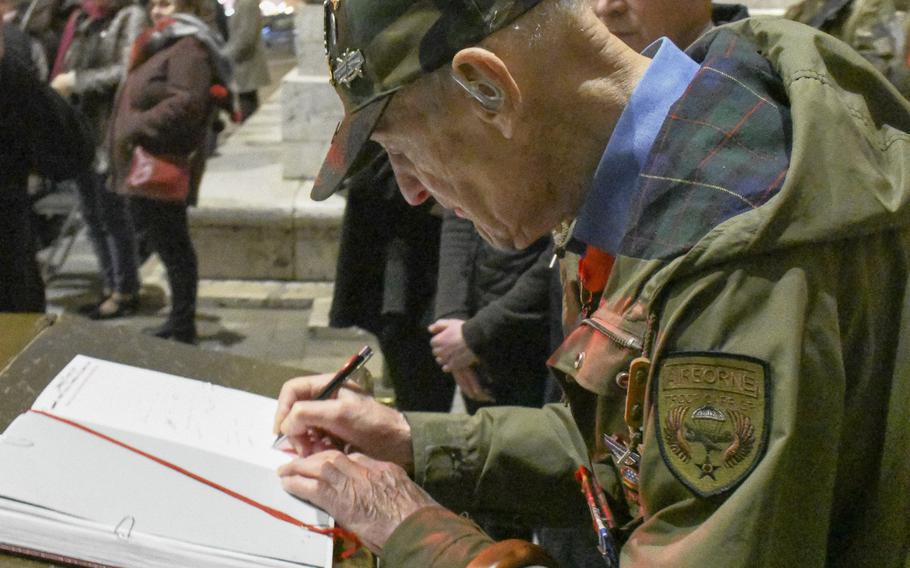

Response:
(144, 321), (197, 345)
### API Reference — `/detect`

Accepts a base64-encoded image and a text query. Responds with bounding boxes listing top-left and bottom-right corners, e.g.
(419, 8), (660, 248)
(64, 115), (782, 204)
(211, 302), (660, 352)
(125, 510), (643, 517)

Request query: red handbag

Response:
(126, 146), (191, 202)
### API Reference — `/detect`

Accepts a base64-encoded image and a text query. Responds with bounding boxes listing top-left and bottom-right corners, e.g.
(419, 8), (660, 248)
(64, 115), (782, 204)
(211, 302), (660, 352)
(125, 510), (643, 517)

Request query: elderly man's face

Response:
(371, 82), (548, 250)
(594, 0), (710, 52)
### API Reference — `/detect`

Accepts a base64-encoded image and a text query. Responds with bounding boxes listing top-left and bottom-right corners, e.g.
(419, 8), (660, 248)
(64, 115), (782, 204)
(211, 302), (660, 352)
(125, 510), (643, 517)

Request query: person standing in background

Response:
(593, 0), (749, 53)
(431, 212), (552, 415)
(0, 22), (94, 312)
(330, 144), (454, 412)
(223, 0), (267, 121)
(50, 0), (146, 319)
(0, 0), (49, 78)
(10, 0), (69, 75)
(109, 0), (232, 344)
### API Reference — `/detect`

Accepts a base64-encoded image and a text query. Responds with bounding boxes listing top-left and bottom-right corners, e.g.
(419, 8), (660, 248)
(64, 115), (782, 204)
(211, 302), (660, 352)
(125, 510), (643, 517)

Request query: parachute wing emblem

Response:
(663, 405), (691, 463)
(723, 410), (755, 468)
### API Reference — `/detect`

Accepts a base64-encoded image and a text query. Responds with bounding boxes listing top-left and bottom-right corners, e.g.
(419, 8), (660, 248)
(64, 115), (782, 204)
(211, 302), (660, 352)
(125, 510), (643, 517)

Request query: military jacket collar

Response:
(575, 38), (699, 255)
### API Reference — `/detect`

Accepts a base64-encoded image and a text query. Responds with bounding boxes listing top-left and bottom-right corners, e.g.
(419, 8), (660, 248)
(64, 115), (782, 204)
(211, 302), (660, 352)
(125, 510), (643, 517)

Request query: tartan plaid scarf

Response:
(618, 28), (792, 261)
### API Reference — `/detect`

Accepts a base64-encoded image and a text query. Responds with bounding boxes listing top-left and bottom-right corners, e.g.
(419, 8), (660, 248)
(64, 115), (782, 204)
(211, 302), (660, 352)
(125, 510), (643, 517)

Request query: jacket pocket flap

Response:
(548, 315), (643, 399)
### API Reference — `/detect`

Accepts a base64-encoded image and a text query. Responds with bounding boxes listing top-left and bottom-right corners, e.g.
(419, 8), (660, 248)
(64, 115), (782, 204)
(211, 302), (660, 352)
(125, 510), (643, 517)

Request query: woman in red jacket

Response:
(109, 0), (232, 343)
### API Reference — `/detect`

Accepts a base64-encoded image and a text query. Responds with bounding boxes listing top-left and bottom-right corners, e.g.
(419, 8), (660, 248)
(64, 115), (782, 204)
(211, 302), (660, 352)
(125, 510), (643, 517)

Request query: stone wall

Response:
(281, 3), (343, 181)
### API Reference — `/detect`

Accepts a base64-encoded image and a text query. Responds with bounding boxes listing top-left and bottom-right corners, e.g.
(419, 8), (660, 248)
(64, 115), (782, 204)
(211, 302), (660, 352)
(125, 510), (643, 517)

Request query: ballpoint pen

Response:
(272, 345), (373, 449)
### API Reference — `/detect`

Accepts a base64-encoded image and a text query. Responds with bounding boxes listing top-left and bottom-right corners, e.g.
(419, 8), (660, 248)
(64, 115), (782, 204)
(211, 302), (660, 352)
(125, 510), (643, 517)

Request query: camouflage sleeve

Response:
(790, 0), (910, 97)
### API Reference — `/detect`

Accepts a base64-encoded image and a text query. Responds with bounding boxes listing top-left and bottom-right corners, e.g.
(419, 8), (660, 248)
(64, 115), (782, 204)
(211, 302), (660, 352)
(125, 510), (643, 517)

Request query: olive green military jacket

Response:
(383, 18), (910, 568)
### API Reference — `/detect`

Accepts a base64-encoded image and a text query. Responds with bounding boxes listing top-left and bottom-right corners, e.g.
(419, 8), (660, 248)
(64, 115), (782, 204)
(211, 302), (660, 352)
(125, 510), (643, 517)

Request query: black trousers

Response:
(0, 197), (45, 312)
(379, 314), (455, 412)
(238, 91), (259, 123)
(76, 170), (140, 296)
(129, 197), (197, 333)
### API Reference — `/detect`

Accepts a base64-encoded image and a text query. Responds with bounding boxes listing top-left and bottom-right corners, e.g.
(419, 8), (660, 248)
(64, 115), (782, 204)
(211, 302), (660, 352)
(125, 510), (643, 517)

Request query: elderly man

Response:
(273, 0), (910, 566)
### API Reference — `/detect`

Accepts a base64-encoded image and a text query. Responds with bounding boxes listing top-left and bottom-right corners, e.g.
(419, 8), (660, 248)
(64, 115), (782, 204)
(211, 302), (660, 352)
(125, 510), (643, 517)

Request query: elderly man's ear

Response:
(451, 47), (522, 139)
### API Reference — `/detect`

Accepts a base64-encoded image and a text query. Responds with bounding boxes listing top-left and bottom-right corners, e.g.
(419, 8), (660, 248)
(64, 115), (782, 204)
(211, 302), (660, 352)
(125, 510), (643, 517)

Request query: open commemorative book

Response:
(0, 355), (334, 568)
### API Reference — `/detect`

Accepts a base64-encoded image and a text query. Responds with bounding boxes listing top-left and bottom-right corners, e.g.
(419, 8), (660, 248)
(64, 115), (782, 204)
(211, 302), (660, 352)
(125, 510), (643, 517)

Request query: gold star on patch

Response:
(696, 455), (718, 480)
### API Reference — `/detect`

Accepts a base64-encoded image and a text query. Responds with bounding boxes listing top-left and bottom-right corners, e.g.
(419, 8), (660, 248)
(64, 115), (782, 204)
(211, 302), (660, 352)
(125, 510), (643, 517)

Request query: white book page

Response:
(0, 498), (324, 568)
(31, 355), (290, 469)
(0, 413), (333, 567)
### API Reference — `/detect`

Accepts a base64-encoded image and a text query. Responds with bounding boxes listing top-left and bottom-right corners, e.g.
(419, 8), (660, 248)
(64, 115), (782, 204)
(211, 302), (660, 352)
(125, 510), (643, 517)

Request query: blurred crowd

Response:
(0, 0), (271, 344)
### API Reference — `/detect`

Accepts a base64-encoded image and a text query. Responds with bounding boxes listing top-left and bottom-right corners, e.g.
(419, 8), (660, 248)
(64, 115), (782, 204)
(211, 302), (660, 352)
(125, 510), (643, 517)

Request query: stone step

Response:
(305, 295), (372, 341)
(190, 77), (345, 282)
(141, 256), (335, 309)
(142, 257), (366, 343)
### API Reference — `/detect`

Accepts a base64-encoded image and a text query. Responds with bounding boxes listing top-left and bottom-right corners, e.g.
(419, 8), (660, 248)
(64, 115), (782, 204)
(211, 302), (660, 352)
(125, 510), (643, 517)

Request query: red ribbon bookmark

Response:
(29, 409), (362, 558)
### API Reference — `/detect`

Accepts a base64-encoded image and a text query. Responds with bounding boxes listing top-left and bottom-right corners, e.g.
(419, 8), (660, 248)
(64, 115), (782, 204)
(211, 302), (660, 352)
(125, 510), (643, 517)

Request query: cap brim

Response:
(310, 96), (392, 201)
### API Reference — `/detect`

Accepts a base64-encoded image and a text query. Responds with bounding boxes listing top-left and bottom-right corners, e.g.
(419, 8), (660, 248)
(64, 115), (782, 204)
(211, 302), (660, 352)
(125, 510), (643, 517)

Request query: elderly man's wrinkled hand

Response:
(274, 374), (414, 470)
(278, 451), (440, 553)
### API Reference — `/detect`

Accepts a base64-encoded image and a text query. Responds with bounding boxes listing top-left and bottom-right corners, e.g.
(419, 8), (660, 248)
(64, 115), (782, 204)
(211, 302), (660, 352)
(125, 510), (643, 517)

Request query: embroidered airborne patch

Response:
(655, 352), (770, 497)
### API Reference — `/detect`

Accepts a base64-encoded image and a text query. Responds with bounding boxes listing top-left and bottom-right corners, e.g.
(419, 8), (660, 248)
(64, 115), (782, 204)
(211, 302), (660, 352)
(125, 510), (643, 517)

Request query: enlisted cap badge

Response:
(333, 49), (365, 86)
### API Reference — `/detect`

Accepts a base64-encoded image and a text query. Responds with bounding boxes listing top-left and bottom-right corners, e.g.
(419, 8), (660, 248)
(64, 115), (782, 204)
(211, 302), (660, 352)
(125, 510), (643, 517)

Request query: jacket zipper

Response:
(582, 317), (643, 351)
(550, 219), (576, 268)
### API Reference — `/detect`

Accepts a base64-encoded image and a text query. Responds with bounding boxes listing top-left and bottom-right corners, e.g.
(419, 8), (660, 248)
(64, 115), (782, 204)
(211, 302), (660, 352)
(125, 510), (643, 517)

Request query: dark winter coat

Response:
(330, 148), (442, 335)
(435, 211), (552, 404)
(0, 23), (93, 311)
(109, 16), (230, 204)
(711, 3), (749, 24)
